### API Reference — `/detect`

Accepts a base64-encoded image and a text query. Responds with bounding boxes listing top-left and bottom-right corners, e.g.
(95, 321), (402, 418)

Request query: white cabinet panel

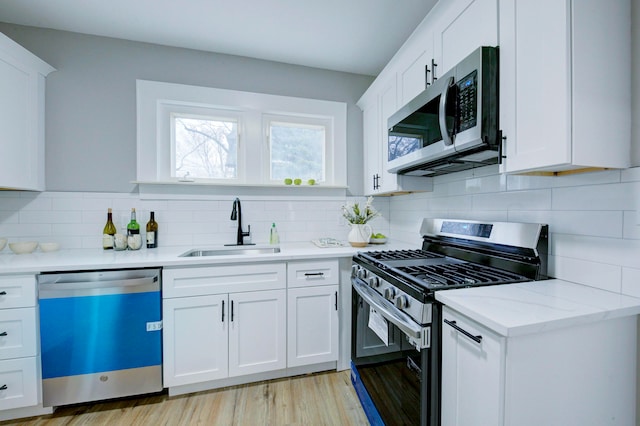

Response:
(0, 357), (38, 411)
(0, 308), (37, 361)
(0, 276), (37, 309)
(499, 0), (630, 173)
(162, 295), (228, 387)
(228, 289), (286, 377)
(287, 285), (338, 367)
(287, 260), (339, 288)
(0, 33), (54, 191)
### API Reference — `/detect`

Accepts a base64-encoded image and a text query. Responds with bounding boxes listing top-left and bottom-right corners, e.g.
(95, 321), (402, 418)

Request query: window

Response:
(267, 117), (330, 182)
(171, 113), (238, 180)
(136, 80), (346, 188)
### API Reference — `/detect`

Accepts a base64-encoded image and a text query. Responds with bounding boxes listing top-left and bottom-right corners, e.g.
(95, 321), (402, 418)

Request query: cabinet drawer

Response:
(163, 263), (286, 298)
(287, 260), (339, 288)
(0, 276), (36, 309)
(0, 308), (37, 360)
(0, 357), (38, 410)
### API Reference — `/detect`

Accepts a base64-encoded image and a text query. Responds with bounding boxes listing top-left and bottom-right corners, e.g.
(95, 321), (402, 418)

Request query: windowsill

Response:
(133, 180), (349, 200)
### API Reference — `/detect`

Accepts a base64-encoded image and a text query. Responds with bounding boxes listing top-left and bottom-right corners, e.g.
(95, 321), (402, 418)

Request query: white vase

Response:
(348, 223), (373, 248)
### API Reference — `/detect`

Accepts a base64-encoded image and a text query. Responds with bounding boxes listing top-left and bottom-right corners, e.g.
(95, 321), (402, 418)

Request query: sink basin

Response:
(179, 247), (281, 257)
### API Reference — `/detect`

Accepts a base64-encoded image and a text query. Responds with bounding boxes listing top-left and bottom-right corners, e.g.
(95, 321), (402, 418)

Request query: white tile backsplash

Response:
(389, 165), (640, 296)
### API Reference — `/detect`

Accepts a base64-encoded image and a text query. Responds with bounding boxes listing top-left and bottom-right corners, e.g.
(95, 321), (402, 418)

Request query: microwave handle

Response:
(439, 76), (455, 146)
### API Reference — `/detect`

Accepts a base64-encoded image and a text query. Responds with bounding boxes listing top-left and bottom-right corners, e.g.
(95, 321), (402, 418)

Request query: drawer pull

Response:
(304, 272), (324, 277)
(0, 291), (6, 296)
(0, 385), (6, 391)
(0, 332), (7, 337)
(444, 319), (482, 344)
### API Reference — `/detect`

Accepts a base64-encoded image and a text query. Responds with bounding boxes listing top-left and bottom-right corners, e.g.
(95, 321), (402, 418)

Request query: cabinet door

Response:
(441, 306), (504, 426)
(0, 308), (37, 360)
(287, 285), (339, 367)
(434, 0), (498, 75)
(0, 357), (38, 410)
(361, 96), (381, 195)
(0, 34), (53, 191)
(398, 36), (434, 106)
(162, 295), (228, 387)
(228, 289), (286, 377)
(378, 77), (399, 194)
(499, 0), (571, 173)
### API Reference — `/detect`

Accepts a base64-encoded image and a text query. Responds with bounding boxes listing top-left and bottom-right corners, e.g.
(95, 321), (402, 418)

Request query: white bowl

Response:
(369, 237), (387, 245)
(39, 242), (60, 252)
(0, 238), (6, 251)
(9, 241), (38, 254)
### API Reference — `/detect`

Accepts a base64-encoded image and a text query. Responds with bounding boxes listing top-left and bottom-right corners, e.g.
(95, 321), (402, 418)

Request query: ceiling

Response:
(0, 0), (438, 76)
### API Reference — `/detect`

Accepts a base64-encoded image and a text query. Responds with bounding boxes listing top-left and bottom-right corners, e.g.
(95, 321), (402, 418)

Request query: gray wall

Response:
(0, 24), (374, 194)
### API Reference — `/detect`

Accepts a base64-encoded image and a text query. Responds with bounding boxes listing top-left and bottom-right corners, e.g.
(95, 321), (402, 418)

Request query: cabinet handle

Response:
(222, 300), (225, 323)
(0, 385), (6, 391)
(0, 332), (7, 337)
(499, 131), (507, 161)
(425, 64), (431, 87)
(444, 319), (482, 344)
(304, 272), (324, 278)
(334, 291), (338, 311)
(0, 291), (6, 296)
(431, 58), (438, 83)
(231, 300), (234, 322)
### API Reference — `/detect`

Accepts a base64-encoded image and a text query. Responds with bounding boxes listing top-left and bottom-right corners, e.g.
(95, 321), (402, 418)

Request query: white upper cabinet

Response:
(433, 0), (498, 76)
(0, 33), (54, 191)
(499, 0), (631, 174)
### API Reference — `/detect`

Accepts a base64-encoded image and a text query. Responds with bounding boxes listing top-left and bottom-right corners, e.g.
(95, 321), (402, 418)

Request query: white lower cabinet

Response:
(287, 285), (338, 367)
(441, 305), (637, 426)
(163, 259), (341, 391)
(286, 260), (339, 368)
(0, 275), (40, 412)
(441, 306), (504, 426)
(162, 263), (287, 388)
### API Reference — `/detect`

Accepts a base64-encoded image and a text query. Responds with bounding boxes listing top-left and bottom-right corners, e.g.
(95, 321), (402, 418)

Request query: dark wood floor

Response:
(0, 370), (369, 425)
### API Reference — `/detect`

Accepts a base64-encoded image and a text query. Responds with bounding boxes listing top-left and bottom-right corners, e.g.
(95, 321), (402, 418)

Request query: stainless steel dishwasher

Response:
(37, 268), (163, 407)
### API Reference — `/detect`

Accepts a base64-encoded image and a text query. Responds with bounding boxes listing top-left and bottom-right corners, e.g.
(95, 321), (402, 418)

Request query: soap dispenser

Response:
(269, 223), (280, 245)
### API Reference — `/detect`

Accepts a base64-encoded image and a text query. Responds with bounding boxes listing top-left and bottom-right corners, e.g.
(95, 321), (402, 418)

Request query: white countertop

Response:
(0, 240), (413, 274)
(435, 279), (640, 337)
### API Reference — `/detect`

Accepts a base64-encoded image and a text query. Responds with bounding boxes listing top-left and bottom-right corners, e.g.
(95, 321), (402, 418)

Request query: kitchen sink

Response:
(179, 247), (281, 257)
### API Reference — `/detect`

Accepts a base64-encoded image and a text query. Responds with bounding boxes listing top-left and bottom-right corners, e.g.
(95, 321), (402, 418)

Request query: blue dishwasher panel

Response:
(40, 290), (162, 379)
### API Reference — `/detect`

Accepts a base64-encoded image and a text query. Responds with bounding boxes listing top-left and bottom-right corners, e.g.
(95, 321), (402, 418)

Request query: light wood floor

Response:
(0, 370), (369, 426)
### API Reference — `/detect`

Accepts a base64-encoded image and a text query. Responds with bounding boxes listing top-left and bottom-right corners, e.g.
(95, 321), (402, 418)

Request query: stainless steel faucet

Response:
(227, 198), (253, 246)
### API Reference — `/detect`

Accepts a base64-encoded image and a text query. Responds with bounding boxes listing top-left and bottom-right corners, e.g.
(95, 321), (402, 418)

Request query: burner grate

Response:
(396, 263), (527, 288)
(364, 249), (444, 262)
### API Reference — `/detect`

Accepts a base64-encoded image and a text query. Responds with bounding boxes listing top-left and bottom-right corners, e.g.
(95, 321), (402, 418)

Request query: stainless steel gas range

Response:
(350, 218), (548, 426)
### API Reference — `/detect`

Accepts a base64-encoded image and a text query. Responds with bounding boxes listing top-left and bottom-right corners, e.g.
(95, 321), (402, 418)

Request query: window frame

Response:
(136, 80), (347, 188)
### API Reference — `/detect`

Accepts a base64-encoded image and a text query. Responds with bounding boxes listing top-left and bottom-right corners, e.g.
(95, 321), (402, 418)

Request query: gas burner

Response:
(395, 263), (529, 289)
(362, 249), (444, 262)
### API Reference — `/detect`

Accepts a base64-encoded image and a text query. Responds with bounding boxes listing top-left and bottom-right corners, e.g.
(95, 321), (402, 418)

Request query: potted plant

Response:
(341, 197), (380, 247)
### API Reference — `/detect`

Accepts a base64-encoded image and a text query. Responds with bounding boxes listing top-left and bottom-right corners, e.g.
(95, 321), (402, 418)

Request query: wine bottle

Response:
(146, 211), (158, 248)
(127, 208), (141, 250)
(102, 208), (116, 250)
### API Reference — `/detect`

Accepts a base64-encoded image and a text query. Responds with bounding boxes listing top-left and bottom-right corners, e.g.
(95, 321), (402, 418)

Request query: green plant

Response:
(341, 197), (380, 224)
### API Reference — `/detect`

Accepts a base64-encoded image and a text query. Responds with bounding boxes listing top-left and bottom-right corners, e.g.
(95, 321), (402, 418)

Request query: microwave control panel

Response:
(457, 70), (478, 132)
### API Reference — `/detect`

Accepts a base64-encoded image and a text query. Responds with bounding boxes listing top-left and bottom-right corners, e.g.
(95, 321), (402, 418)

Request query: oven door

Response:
(351, 279), (435, 426)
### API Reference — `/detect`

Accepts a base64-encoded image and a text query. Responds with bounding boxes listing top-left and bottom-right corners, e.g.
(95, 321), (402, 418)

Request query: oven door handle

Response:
(352, 279), (423, 340)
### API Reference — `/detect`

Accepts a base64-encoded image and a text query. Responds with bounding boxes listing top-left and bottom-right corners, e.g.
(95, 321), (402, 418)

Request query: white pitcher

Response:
(348, 223), (373, 247)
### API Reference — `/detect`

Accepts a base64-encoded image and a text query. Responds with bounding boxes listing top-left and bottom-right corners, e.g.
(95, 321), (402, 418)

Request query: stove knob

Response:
(351, 265), (359, 278)
(357, 269), (369, 280)
(384, 288), (396, 300)
(367, 276), (380, 288)
(394, 295), (409, 309)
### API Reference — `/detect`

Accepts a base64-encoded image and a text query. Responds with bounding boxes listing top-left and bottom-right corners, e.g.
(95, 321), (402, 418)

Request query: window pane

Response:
(173, 115), (237, 179)
(270, 122), (325, 181)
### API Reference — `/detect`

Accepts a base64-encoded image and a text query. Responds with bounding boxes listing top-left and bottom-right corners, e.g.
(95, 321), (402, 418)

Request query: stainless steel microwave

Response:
(387, 46), (499, 176)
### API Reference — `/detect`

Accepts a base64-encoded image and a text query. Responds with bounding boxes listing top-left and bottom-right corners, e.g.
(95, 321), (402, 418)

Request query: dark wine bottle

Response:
(146, 211), (158, 248)
(102, 208), (116, 249)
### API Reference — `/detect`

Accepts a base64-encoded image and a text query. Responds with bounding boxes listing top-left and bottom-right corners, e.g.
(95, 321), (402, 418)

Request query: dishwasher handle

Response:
(39, 275), (159, 299)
